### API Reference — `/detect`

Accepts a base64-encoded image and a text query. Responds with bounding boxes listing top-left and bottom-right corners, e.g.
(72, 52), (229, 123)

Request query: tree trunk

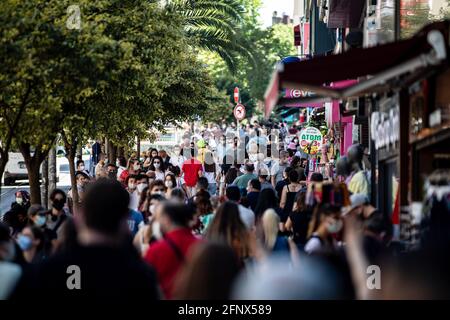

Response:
(41, 157), (49, 208)
(61, 131), (79, 214)
(76, 144), (83, 161)
(48, 146), (57, 202)
(137, 136), (141, 161)
(108, 140), (117, 164)
(27, 160), (42, 205)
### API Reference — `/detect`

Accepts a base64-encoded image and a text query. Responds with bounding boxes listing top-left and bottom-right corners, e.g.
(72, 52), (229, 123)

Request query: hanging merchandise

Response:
(420, 170), (450, 250)
(299, 127), (323, 155)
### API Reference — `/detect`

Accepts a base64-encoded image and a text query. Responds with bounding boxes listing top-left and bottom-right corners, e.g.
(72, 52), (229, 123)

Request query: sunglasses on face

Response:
(153, 161), (160, 164)
(153, 189), (165, 192)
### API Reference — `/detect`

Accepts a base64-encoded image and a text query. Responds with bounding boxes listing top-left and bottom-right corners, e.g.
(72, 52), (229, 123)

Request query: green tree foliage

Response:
(166, 0), (253, 73)
(0, 0), (225, 203)
(201, 1), (297, 123)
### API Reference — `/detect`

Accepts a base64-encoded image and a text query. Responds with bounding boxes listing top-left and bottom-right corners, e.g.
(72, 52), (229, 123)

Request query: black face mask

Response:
(52, 199), (65, 211)
(108, 171), (117, 179)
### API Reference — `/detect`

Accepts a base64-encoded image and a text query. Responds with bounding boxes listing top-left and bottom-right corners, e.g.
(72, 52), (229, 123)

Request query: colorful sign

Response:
(299, 127), (323, 155)
(234, 87), (240, 103)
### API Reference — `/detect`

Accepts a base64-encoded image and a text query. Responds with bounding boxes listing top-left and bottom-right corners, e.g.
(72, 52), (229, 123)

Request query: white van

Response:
(3, 152), (30, 185)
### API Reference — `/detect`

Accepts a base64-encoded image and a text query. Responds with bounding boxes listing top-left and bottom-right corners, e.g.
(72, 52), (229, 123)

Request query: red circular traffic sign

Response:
(233, 104), (246, 121)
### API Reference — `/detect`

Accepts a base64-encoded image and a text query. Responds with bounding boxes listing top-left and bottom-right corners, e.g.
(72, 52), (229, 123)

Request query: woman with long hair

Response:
(149, 156), (166, 181)
(261, 209), (290, 253)
(280, 170), (303, 229)
(164, 173), (177, 198)
(206, 201), (251, 265)
(143, 148), (158, 170)
(254, 188), (282, 224)
(304, 204), (343, 255)
(203, 151), (217, 196)
(285, 191), (313, 250)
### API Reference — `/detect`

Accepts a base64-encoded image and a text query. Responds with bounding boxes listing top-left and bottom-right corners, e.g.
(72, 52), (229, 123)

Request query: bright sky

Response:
(259, 0), (294, 27)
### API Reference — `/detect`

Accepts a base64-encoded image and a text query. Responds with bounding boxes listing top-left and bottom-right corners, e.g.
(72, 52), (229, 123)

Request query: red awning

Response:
(264, 21), (450, 118)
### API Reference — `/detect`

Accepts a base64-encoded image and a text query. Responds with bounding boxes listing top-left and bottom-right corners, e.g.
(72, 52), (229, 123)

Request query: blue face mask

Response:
(17, 234), (33, 251)
(35, 215), (46, 227)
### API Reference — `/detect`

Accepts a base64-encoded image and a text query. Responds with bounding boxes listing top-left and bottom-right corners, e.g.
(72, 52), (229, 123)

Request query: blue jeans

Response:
(208, 183), (217, 196)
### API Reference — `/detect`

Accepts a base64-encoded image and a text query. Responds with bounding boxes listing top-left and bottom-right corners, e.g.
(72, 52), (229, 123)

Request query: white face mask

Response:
(154, 163), (160, 169)
(128, 182), (136, 190)
(151, 221), (163, 240)
(16, 197), (23, 205)
(165, 181), (173, 188)
(136, 183), (148, 193)
(133, 164), (140, 171)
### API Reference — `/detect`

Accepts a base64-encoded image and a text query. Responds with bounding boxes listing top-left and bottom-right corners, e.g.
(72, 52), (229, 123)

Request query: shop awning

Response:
(327, 0), (365, 29)
(264, 21), (450, 118)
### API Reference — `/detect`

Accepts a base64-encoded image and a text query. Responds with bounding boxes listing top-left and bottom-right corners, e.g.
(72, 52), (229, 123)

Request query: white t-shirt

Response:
(238, 204), (255, 229)
(154, 171), (165, 181)
(128, 190), (140, 211)
(203, 171), (216, 184)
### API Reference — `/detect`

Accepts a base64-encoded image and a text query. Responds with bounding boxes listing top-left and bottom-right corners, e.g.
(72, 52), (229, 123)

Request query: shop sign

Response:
(370, 105), (400, 151)
(299, 127), (323, 155)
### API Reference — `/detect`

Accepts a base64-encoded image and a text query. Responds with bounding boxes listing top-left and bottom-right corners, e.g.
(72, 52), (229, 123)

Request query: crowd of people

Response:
(1, 121), (449, 300)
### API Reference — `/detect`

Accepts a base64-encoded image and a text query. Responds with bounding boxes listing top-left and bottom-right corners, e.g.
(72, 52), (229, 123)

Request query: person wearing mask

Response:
(181, 148), (203, 198)
(76, 159), (86, 174)
(270, 150), (289, 188)
(145, 202), (200, 299)
(0, 223), (22, 299)
(1, 191), (30, 236)
(10, 190), (31, 213)
(16, 226), (47, 264)
(47, 189), (69, 238)
(15, 180), (160, 299)
(133, 194), (166, 257)
(119, 158), (140, 184)
(149, 156), (166, 181)
(225, 186), (255, 230)
(143, 148), (158, 170)
(27, 205), (57, 257)
(275, 167), (292, 200)
(105, 163), (118, 180)
(258, 169), (273, 191)
(135, 174), (149, 198)
(94, 153), (107, 178)
(232, 163), (257, 195)
(67, 171), (89, 214)
(203, 151), (217, 196)
(115, 156), (127, 178)
(164, 173), (177, 198)
(280, 170), (302, 226)
(246, 179), (261, 211)
(285, 191), (313, 251)
(206, 201), (252, 267)
(173, 242), (241, 300)
(305, 204), (343, 255)
(159, 150), (171, 168)
(126, 174), (140, 211)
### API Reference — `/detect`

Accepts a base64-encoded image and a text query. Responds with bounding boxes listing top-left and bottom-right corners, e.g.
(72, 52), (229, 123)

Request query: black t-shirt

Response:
(289, 209), (313, 245)
(11, 243), (160, 300)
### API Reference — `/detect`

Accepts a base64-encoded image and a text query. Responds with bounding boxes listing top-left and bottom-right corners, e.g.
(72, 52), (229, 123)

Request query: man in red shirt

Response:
(181, 147), (203, 197)
(144, 202), (200, 299)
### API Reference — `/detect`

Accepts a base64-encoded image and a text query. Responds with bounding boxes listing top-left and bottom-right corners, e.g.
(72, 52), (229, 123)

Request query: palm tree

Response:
(164, 0), (253, 73)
